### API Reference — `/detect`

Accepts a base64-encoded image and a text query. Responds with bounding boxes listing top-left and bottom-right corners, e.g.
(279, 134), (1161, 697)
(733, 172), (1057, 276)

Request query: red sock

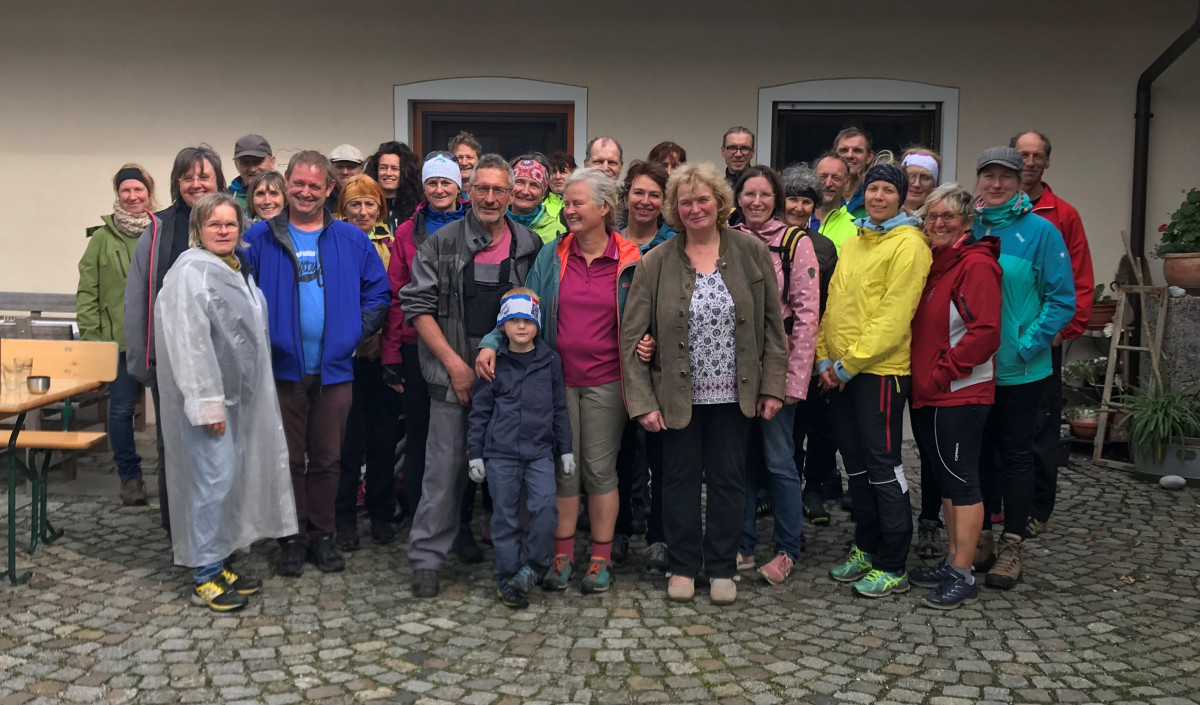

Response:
(555, 536), (575, 557)
(591, 541), (612, 563)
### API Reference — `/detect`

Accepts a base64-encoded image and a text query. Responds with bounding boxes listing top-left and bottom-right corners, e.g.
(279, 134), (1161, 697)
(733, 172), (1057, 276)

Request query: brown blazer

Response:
(621, 226), (788, 429)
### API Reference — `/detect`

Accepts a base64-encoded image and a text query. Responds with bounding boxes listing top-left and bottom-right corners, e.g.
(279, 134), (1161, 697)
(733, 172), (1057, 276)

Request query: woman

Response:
(545, 151), (576, 219)
(154, 192), (297, 611)
(475, 168), (641, 595)
(383, 152), (468, 522)
(621, 162), (787, 605)
(78, 164), (159, 506)
(621, 160), (676, 254)
(245, 171), (285, 222)
(818, 163), (932, 598)
(333, 174), (402, 551)
(508, 154), (563, 243)
(901, 148), (942, 217)
(449, 131), (482, 187)
(365, 141), (422, 234)
(729, 166), (820, 586)
(908, 184), (1002, 609)
(647, 141), (687, 174)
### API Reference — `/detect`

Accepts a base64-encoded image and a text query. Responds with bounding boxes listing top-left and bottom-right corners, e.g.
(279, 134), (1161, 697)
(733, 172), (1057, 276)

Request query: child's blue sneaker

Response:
(509, 565), (538, 595)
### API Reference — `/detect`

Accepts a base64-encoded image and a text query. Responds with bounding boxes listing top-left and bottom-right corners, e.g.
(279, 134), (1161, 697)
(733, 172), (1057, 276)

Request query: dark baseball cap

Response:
(233, 134), (272, 160)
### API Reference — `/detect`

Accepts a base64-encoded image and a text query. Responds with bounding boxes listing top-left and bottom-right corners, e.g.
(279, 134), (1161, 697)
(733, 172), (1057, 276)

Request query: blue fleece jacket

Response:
(244, 210), (390, 385)
(468, 338), (572, 462)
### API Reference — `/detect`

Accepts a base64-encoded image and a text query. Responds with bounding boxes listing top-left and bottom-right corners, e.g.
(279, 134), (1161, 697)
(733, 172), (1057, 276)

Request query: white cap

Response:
(329, 144), (365, 164)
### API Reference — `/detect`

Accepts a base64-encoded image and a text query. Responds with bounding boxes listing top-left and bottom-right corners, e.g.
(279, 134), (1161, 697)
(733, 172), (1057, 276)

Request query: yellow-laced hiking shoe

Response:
(191, 580), (249, 612)
(221, 568), (262, 595)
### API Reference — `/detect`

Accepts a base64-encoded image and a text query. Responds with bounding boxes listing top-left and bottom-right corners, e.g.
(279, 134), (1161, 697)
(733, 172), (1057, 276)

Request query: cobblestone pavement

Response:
(3, 440), (1200, 705)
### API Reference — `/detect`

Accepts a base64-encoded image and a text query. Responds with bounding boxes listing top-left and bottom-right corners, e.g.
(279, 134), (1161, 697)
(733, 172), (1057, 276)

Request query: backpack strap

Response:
(767, 226), (805, 334)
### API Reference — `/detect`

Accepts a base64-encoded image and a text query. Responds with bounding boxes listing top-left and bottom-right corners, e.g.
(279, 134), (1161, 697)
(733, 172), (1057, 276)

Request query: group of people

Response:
(73, 123), (1093, 612)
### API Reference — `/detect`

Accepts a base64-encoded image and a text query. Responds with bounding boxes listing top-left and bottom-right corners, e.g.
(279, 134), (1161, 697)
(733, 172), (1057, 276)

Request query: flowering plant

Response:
(1155, 188), (1200, 255)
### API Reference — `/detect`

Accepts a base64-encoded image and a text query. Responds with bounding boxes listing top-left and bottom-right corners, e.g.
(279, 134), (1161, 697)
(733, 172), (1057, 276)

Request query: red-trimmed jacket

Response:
(1033, 183), (1094, 339)
(911, 235), (1003, 408)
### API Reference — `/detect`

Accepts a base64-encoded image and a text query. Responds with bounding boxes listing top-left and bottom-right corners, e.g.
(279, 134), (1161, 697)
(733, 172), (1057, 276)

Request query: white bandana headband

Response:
(901, 153), (940, 184)
(496, 293), (540, 328)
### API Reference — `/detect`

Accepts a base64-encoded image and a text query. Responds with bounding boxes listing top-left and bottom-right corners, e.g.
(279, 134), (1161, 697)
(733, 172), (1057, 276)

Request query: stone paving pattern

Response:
(2, 435), (1200, 705)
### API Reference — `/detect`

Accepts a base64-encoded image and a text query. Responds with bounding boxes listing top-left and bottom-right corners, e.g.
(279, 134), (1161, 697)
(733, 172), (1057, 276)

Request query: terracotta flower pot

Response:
(1162, 252), (1200, 290)
(1087, 302), (1117, 329)
(1069, 419), (1099, 440)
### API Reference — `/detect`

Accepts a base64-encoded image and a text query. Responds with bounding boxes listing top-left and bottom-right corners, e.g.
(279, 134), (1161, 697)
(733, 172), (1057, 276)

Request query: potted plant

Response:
(1155, 187), (1200, 289)
(1125, 380), (1200, 478)
(1063, 357), (1106, 389)
(1067, 405), (1100, 440)
(1086, 284), (1116, 329)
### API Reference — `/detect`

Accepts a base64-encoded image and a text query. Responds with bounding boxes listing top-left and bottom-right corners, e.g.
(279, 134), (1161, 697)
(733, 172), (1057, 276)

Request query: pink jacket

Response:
(734, 218), (820, 400)
(381, 215), (421, 365)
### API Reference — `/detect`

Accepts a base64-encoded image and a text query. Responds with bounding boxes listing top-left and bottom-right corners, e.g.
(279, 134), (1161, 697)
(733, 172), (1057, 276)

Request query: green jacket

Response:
(77, 215), (140, 350)
(818, 206), (858, 255)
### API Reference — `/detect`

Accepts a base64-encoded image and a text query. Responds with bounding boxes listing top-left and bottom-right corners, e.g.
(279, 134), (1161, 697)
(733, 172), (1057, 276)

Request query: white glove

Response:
(468, 458), (486, 483)
(560, 453), (576, 478)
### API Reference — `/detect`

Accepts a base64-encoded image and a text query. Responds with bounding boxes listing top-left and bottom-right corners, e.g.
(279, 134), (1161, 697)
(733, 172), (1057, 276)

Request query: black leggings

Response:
(912, 404), (988, 507)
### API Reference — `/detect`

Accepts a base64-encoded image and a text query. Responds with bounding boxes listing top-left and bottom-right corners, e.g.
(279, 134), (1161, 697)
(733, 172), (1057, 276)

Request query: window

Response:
(412, 101), (574, 160)
(773, 103), (940, 168)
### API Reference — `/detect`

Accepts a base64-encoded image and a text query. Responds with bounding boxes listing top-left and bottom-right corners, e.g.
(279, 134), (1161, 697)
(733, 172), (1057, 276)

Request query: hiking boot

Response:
(829, 545), (872, 583)
(736, 553), (756, 572)
(192, 580), (248, 612)
(307, 535), (345, 573)
(758, 552), (795, 586)
(611, 534), (631, 567)
(580, 557), (612, 594)
(852, 569), (910, 598)
(1026, 518), (1048, 538)
(916, 519), (943, 559)
(370, 518), (395, 546)
(645, 542), (669, 574)
(922, 573), (979, 610)
(542, 554), (574, 591)
(220, 567), (262, 595)
(497, 579), (529, 609)
(275, 538), (306, 577)
(120, 478), (148, 506)
(986, 532), (1024, 589)
(973, 531), (996, 572)
(412, 569), (439, 598)
(453, 525), (485, 564)
(666, 575), (694, 602)
(803, 491), (830, 525)
(909, 560), (957, 588)
(508, 565), (538, 595)
(335, 524), (360, 552)
(710, 577), (737, 605)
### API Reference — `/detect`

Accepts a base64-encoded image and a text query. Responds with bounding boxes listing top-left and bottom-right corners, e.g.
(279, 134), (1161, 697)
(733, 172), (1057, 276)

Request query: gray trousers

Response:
(407, 397), (470, 570)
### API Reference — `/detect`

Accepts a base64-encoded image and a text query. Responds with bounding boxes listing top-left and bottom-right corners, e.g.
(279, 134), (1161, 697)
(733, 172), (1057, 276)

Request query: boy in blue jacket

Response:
(468, 288), (575, 608)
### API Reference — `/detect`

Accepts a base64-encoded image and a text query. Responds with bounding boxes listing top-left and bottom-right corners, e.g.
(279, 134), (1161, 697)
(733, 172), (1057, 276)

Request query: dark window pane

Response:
(773, 108), (940, 168)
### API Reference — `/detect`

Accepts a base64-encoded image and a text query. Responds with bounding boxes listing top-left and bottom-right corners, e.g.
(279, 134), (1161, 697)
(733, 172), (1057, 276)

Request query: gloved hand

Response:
(468, 458), (486, 483)
(560, 453), (576, 477)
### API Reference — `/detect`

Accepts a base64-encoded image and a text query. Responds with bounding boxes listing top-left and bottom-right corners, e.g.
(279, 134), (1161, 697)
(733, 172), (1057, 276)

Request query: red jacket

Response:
(1032, 183), (1094, 339)
(911, 236), (1003, 408)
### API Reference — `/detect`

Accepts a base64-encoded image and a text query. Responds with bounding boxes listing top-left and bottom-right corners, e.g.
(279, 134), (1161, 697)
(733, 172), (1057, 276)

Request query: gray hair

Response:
(586, 136), (624, 165)
(923, 183), (975, 224)
(470, 153), (514, 187)
(563, 167), (619, 228)
(188, 192), (247, 250)
(781, 163), (821, 199)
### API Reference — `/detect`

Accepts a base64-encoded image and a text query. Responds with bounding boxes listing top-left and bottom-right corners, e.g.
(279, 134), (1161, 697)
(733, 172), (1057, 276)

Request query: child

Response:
(468, 288), (575, 608)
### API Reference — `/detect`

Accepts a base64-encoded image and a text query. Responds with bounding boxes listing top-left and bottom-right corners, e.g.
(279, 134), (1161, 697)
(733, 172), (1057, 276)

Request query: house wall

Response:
(1, 0), (1198, 294)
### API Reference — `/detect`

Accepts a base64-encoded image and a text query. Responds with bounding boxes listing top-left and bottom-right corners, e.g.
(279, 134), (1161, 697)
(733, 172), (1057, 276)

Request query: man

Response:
(1011, 130), (1094, 535)
(329, 143), (365, 207)
(229, 134), (276, 209)
(720, 127), (755, 190)
(508, 154), (562, 244)
(243, 151), (391, 577)
(400, 154), (543, 598)
(585, 137), (623, 179)
(833, 128), (874, 218)
(813, 152), (858, 254)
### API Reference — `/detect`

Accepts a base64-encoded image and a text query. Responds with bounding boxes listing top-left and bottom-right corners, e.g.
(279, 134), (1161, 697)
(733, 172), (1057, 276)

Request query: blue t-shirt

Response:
(288, 223), (325, 375)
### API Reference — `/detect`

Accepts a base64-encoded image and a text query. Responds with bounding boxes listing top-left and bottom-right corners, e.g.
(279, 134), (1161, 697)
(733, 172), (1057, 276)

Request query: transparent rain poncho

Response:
(154, 248), (297, 568)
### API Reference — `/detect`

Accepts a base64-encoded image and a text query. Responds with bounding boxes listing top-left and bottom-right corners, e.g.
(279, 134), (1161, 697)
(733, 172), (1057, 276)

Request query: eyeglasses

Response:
(741, 191), (775, 202)
(909, 174), (936, 186)
(926, 213), (962, 224)
(472, 185), (512, 197)
(723, 146), (753, 155)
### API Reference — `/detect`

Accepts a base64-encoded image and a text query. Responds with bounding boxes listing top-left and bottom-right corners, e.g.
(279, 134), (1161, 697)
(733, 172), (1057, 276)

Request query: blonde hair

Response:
(923, 183), (975, 225)
(188, 192), (247, 251)
(662, 162), (733, 232)
(112, 163), (160, 212)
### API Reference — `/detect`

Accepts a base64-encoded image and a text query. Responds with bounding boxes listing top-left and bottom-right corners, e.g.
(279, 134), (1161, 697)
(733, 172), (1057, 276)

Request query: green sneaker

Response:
(580, 557), (612, 594)
(1026, 518), (1047, 537)
(542, 553), (574, 591)
(852, 569), (910, 598)
(829, 545), (872, 583)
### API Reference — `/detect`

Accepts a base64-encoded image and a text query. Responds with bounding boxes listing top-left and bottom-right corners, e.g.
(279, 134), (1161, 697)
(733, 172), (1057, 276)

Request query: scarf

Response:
(425, 202), (467, 234)
(854, 212), (921, 233)
(508, 203), (544, 228)
(219, 253), (241, 271)
(111, 200), (151, 238)
(975, 191), (1032, 230)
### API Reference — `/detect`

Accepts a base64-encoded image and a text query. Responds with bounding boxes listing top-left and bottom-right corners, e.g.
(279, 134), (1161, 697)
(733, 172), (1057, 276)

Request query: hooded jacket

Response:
(1032, 183), (1094, 339)
(243, 209), (390, 385)
(468, 338), (572, 462)
(78, 215), (139, 350)
(911, 236), (1003, 407)
(818, 206), (858, 254)
(816, 215), (932, 379)
(970, 203), (1075, 386)
(511, 204), (564, 244)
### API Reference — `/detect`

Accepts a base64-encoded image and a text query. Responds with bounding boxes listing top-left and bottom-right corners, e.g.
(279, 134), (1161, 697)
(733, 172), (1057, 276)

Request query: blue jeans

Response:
(486, 457), (557, 582)
(193, 560), (224, 585)
(742, 404), (803, 560)
(110, 352), (143, 482)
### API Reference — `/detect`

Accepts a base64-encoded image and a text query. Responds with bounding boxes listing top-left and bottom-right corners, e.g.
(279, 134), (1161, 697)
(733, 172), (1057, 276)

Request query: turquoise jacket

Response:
(971, 208), (1075, 386)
